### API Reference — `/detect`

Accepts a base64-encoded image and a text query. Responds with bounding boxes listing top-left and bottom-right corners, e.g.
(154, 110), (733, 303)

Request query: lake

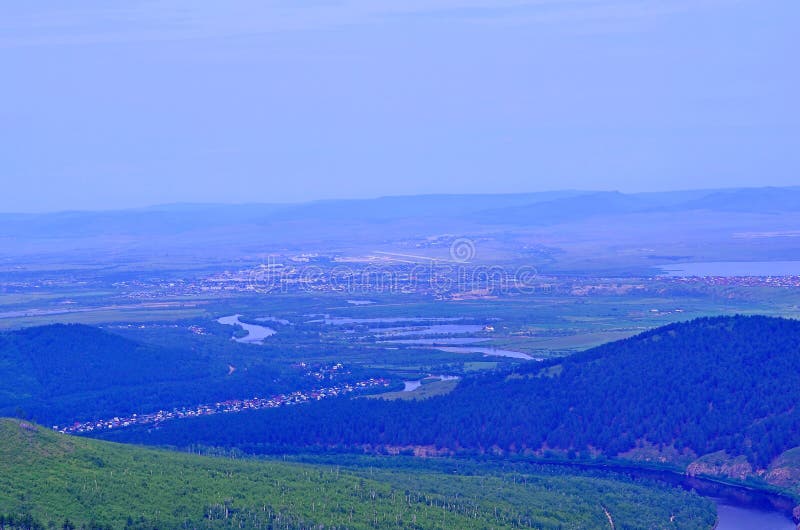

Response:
(217, 314), (276, 344)
(660, 260), (800, 277)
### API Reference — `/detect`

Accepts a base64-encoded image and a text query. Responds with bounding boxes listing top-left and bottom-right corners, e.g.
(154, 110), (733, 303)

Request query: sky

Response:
(1, 0), (798, 212)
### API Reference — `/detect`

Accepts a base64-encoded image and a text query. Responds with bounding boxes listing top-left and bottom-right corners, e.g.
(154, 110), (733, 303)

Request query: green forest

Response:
(0, 418), (715, 529)
(101, 316), (800, 471)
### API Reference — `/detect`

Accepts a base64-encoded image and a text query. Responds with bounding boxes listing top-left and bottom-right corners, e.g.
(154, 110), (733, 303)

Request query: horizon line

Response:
(1, 184), (796, 216)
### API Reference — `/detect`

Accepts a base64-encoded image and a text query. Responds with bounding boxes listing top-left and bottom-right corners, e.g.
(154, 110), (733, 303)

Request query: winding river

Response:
(217, 314), (276, 344)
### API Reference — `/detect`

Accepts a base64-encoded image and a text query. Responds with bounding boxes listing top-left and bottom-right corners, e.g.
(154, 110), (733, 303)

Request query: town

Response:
(53, 378), (390, 435)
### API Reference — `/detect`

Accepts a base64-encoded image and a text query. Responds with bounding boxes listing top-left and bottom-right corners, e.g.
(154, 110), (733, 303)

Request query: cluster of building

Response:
(293, 362), (350, 381)
(665, 275), (800, 287)
(109, 260), (542, 298)
(94, 259), (800, 302)
(53, 377), (390, 435)
(187, 324), (207, 335)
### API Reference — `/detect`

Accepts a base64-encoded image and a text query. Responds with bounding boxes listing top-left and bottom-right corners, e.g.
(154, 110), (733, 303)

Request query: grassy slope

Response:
(0, 418), (715, 529)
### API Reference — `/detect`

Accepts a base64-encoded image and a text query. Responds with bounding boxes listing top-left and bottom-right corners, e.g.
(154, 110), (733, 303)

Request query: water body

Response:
(217, 314), (276, 344)
(402, 380), (422, 392)
(547, 462), (796, 530)
(383, 337), (491, 345)
(375, 324), (486, 337)
(661, 260), (800, 277)
(716, 500), (796, 530)
(346, 300), (375, 305)
(673, 477), (795, 530)
(436, 345), (535, 360)
(311, 316), (465, 325)
(401, 375), (460, 392)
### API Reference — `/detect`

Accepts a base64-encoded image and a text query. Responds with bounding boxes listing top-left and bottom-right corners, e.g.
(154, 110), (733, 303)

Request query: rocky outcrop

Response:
(686, 451), (753, 481)
(766, 447), (800, 489)
(379, 444), (454, 457)
(766, 465), (800, 488)
(619, 440), (697, 467)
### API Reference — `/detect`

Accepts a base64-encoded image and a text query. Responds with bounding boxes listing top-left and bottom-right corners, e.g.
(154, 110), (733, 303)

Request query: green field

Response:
(4, 283), (800, 396)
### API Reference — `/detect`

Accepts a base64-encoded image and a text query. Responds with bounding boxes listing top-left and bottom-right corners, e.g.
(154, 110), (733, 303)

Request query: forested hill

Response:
(0, 324), (212, 423)
(0, 324), (206, 393)
(0, 418), (716, 529)
(103, 316), (800, 483)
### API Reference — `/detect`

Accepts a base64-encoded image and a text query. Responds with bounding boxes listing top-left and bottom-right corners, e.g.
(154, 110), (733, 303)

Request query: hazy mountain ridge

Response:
(473, 187), (800, 225)
(3, 187), (799, 273)
(4, 187), (796, 235)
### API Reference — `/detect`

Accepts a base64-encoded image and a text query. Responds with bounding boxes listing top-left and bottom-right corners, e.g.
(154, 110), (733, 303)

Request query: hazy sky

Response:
(1, 0), (798, 212)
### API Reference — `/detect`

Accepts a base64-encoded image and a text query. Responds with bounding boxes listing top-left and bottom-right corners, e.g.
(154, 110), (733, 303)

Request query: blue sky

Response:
(1, 0), (797, 212)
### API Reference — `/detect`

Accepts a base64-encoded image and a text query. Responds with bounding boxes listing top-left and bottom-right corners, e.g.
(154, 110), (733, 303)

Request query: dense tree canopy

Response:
(0, 418), (715, 530)
(102, 316), (800, 468)
(0, 324), (301, 424)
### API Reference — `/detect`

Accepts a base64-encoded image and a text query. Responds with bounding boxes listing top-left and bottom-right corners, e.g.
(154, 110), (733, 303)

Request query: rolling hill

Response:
(0, 324), (202, 422)
(4, 187), (800, 273)
(99, 316), (800, 492)
(0, 418), (715, 529)
(0, 324), (292, 425)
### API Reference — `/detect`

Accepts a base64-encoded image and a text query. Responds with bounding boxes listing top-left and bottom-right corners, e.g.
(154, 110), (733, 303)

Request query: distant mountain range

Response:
(2, 186), (800, 272)
(4, 187), (800, 233)
(477, 187), (800, 226)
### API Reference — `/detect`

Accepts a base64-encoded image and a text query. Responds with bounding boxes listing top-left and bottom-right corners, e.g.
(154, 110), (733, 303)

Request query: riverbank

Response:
(499, 456), (799, 527)
(503, 455), (798, 501)
(284, 451), (798, 529)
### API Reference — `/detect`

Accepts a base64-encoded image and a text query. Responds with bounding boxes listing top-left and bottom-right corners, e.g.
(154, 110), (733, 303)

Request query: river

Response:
(401, 375), (460, 392)
(435, 345), (536, 360)
(695, 476), (797, 530)
(374, 324), (487, 337)
(311, 316), (465, 325)
(716, 500), (796, 530)
(549, 462), (797, 529)
(217, 314), (276, 344)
